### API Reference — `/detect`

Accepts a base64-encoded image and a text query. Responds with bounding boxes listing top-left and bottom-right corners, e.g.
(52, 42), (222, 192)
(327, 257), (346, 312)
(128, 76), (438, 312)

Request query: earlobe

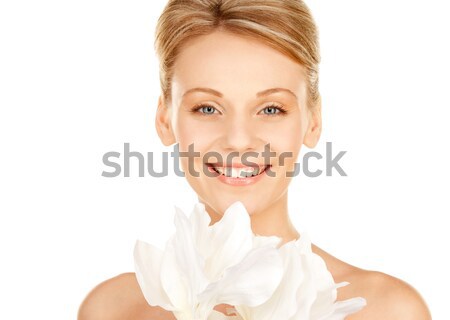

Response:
(155, 95), (176, 146)
(303, 99), (322, 148)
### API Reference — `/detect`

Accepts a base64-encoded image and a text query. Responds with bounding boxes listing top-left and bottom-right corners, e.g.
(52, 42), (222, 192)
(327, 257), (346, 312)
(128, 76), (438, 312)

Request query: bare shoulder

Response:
(78, 272), (173, 320)
(346, 270), (432, 319)
(313, 245), (431, 319)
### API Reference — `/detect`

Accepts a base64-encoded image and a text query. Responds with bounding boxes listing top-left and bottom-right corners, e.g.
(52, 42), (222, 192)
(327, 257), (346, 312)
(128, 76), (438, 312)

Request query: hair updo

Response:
(155, 0), (320, 109)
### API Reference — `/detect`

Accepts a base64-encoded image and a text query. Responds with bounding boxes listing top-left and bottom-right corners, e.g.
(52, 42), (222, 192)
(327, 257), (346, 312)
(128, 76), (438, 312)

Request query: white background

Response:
(0, 0), (449, 318)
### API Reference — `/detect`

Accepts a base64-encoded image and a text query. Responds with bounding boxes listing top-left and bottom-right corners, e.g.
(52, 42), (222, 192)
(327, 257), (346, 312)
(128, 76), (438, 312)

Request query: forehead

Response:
(171, 30), (307, 99)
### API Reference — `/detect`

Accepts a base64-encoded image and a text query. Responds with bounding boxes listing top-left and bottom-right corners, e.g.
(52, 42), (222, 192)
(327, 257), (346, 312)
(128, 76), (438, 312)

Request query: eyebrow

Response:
(182, 87), (298, 100)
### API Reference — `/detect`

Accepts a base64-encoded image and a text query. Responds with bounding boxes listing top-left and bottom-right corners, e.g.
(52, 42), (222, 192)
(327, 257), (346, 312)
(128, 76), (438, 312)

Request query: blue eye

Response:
(261, 105), (287, 115)
(201, 106), (216, 114)
(263, 106), (278, 114)
(192, 104), (218, 115)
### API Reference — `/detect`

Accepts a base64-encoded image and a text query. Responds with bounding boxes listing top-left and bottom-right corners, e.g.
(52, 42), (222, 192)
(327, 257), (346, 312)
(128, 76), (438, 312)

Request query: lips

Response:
(206, 163), (271, 178)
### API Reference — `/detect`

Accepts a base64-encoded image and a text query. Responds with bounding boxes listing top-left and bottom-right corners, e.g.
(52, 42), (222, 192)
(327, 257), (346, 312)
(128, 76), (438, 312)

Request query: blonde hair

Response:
(155, 0), (320, 109)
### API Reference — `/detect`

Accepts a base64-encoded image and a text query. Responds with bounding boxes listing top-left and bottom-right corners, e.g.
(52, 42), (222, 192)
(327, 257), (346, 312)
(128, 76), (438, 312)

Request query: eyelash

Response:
(190, 103), (288, 116)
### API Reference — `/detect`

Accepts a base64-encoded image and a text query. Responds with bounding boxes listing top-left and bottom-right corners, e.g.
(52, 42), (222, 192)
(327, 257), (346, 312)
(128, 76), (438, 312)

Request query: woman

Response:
(78, 0), (431, 319)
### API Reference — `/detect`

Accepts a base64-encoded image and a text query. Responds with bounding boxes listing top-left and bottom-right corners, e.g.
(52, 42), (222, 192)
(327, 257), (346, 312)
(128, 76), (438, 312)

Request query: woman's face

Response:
(156, 30), (321, 219)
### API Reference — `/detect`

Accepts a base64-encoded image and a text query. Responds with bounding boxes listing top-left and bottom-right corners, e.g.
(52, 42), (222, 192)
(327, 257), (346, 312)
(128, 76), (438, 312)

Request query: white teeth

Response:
(212, 166), (264, 178)
(231, 168), (240, 178)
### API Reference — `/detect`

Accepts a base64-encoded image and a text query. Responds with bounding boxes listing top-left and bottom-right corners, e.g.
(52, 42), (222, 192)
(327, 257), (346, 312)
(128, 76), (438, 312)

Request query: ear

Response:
(155, 95), (176, 146)
(303, 97), (322, 148)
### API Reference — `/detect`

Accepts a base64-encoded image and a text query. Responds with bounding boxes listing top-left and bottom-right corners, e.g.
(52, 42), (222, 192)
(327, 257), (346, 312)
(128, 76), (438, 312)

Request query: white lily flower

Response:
(134, 201), (284, 320)
(234, 234), (367, 320)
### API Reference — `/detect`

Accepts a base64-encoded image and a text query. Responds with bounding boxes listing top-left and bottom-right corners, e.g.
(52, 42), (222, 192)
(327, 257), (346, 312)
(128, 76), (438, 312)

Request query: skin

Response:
(78, 30), (432, 319)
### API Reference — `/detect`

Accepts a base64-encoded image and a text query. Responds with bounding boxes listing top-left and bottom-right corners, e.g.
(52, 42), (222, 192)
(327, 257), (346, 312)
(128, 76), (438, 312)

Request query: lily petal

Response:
(199, 244), (284, 307)
(252, 235), (283, 249)
(160, 239), (191, 312)
(235, 242), (303, 320)
(133, 240), (173, 310)
(173, 207), (209, 297)
(201, 202), (254, 282)
(190, 202), (212, 257)
(317, 297), (367, 320)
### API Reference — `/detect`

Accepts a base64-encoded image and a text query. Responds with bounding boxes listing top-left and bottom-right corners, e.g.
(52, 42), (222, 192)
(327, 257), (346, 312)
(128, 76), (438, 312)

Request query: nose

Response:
(220, 114), (261, 152)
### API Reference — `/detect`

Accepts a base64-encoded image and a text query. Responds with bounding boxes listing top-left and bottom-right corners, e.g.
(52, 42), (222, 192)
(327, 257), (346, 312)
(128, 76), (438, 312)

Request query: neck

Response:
(250, 192), (300, 245)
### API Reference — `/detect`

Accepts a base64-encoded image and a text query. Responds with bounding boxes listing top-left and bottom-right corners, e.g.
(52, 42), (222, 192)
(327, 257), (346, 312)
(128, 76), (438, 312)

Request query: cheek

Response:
(176, 116), (212, 149)
(268, 121), (303, 175)
(263, 118), (304, 155)
(175, 116), (221, 172)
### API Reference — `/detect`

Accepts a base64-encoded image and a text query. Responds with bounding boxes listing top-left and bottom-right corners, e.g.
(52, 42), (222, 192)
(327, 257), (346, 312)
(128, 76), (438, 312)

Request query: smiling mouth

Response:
(206, 163), (271, 178)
